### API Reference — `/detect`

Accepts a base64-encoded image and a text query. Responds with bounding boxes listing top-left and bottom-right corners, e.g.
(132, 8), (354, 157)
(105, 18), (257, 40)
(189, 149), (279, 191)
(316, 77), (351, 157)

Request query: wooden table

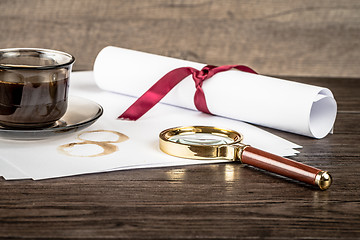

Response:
(0, 76), (359, 239)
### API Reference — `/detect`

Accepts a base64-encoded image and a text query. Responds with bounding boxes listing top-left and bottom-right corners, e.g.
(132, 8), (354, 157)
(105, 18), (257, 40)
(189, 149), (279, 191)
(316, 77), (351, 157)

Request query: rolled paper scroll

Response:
(93, 46), (337, 139)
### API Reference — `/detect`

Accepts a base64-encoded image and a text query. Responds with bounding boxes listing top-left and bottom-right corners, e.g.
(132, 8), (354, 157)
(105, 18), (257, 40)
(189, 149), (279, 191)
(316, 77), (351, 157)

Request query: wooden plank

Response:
(1, 0), (359, 77)
(0, 76), (359, 239)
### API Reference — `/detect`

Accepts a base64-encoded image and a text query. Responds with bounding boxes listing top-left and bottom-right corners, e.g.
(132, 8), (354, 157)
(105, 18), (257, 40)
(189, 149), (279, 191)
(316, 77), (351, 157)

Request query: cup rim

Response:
(0, 48), (75, 70)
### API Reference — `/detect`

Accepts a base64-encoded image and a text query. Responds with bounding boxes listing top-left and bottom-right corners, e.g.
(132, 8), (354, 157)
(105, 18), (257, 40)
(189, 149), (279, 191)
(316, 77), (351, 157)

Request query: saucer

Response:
(0, 96), (103, 140)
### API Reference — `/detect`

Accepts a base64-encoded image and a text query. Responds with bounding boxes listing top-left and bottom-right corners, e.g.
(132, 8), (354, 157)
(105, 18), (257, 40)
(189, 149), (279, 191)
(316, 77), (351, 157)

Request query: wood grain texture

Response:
(1, 0), (360, 77)
(0, 76), (359, 239)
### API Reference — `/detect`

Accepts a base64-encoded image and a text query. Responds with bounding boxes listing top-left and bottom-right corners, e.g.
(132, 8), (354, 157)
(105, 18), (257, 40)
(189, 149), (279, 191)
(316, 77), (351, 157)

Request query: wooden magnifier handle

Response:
(239, 146), (332, 190)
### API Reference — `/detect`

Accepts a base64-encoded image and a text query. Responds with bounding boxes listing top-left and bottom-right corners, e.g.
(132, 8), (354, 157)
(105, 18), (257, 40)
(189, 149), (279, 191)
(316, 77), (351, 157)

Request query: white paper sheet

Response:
(0, 72), (301, 180)
(94, 46), (337, 139)
(0, 158), (30, 180)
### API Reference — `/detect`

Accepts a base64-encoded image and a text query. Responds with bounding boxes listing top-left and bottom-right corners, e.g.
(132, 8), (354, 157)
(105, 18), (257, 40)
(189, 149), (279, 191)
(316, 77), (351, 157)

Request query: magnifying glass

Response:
(159, 126), (332, 190)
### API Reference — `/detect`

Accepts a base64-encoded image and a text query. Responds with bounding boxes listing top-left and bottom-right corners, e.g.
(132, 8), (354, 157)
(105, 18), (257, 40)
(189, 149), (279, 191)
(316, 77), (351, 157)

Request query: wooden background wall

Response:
(1, 0), (359, 77)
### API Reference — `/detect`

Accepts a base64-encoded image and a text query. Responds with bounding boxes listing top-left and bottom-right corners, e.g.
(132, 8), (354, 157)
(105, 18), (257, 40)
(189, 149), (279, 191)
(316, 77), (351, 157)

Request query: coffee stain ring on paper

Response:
(58, 130), (129, 157)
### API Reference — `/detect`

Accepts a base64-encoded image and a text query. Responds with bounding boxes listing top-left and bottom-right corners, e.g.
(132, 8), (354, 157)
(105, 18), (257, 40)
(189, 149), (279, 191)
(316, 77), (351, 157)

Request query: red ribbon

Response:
(119, 65), (257, 120)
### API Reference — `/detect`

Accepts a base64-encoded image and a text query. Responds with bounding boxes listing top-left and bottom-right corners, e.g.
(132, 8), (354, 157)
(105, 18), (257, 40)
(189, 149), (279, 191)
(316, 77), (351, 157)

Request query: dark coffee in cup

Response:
(0, 48), (75, 128)
(0, 77), (69, 127)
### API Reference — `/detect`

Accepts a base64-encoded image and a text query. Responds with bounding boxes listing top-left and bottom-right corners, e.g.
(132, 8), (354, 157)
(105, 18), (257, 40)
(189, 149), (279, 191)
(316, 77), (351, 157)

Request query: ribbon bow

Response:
(119, 65), (257, 120)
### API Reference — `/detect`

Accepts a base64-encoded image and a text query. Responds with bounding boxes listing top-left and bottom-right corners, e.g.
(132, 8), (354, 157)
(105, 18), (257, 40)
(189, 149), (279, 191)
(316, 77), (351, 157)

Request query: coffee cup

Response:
(0, 48), (75, 128)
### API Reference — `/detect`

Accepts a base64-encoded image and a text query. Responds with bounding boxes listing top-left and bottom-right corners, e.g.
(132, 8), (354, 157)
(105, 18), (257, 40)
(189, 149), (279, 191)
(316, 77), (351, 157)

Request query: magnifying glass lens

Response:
(168, 133), (234, 146)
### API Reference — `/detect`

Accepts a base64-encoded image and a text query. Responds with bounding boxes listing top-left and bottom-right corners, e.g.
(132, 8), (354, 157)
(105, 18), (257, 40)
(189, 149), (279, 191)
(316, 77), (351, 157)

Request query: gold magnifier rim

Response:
(159, 126), (243, 161)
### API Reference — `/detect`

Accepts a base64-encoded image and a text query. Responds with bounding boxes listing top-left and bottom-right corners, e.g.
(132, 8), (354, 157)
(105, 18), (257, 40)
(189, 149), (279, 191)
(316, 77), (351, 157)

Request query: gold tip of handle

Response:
(315, 171), (332, 190)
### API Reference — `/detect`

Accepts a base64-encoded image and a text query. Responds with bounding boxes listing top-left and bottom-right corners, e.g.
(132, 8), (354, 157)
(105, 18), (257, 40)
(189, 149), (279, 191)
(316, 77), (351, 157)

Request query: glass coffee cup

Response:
(0, 48), (75, 129)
